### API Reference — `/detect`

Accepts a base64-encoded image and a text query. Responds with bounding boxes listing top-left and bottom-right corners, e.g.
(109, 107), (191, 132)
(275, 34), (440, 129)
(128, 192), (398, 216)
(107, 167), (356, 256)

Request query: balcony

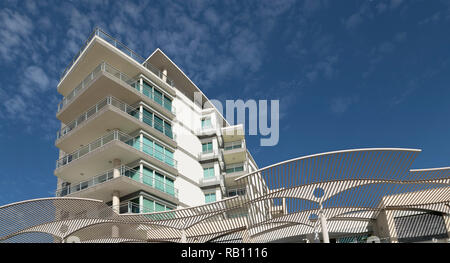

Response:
(198, 149), (220, 162)
(224, 162), (249, 186)
(57, 62), (175, 123)
(221, 124), (244, 143)
(222, 140), (246, 164)
(56, 96), (176, 153)
(199, 176), (222, 188)
(196, 126), (218, 137)
(55, 166), (178, 203)
(59, 28), (174, 94)
(55, 130), (177, 183)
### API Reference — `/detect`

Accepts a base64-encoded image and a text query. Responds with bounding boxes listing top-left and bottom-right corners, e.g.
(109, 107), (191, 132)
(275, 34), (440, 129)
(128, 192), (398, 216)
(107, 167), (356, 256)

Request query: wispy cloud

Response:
(330, 96), (359, 114)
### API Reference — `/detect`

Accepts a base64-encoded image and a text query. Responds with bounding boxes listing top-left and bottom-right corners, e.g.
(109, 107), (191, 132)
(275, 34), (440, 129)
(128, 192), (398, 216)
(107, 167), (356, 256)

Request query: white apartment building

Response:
(54, 28), (258, 214)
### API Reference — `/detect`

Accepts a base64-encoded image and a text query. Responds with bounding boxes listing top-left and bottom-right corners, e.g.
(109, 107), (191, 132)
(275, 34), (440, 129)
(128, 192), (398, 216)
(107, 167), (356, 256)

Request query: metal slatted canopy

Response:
(1, 148), (449, 243)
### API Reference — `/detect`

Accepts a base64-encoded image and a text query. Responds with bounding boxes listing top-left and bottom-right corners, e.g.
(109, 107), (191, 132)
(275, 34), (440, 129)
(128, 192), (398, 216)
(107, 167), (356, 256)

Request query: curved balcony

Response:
(57, 62), (175, 123)
(55, 166), (178, 202)
(56, 96), (176, 153)
(55, 130), (177, 183)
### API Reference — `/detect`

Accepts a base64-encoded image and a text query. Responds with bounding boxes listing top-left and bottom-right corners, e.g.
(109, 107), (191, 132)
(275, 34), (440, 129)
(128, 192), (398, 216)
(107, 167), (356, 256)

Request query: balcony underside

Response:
(223, 148), (246, 164)
(224, 170), (248, 186)
(55, 140), (178, 183)
(65, 176), (179, 205)
(57, 73), (175, 124)
(56, 106), (176, 153)
(58, 37), (175, 98)
(222, 125), (245, 143)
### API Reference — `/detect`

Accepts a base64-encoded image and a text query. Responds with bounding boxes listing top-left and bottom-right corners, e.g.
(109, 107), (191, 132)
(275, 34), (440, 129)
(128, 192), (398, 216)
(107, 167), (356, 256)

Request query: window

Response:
(203, 167), (215, 179)
(142, 82), (152, 98)
(205, 192), (216, 203)
(228, 188), (246, 197)
(202, 142), (213, 153)
(154, 89), (163, 105)
(201, 118), (212, 129)
(142, 167), (154, 186)
(143, 108), (153, 126)
(226, 164), (244, 174)
(155, 171), (165, 192)
(164, 122), (173, 139)
(163, 96), (172, 112)
(166, 177), (175, 196)
(141, 135), (175, 167)
(154, 115), (164, 133)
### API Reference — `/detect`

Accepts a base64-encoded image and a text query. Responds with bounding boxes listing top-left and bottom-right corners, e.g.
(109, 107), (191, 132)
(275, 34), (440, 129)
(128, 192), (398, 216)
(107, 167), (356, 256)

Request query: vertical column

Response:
(162, 69), (168, 83)
(319, 208), (330, 243)
(112, 159), (121, 214)
(139, 78), (143, 93)
(112, 225), (120, 238)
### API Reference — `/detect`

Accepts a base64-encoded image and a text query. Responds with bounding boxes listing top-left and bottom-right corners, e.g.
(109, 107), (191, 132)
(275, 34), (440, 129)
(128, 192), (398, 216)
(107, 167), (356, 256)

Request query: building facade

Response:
(54, 28), (258, 214)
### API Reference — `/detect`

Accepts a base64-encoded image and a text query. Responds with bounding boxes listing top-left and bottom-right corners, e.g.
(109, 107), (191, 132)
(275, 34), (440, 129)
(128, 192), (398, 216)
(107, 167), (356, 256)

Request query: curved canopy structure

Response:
(1, 148), (449, 243)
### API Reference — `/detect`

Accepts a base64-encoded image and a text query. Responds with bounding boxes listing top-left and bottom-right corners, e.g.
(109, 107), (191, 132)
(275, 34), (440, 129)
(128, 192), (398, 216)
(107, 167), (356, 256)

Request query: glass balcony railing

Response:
(56, 96), (175, 141)
(224, 141), (244, 151)
(60, 27), (174, 88)
(55, 130), (177, 169)
(55, 165), (178, 198)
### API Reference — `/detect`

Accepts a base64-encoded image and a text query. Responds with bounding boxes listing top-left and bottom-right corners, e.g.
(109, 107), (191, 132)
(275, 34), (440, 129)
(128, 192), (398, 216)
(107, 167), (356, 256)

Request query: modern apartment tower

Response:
(54, 28), (258, 214)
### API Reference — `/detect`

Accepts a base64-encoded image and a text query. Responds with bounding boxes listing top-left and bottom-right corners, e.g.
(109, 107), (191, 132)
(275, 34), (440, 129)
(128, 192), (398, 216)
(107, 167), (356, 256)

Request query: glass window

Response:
(154, 115), (164, 133)
(154, 142), (164, 162)
(142, 167), (154, 186)
(155, 202), (165, 212)
(201, 118), (212, 129)
(155, 172), (165, 192)
(165, 177), (174, 196)
(143, 136), (153, 156)
(165, 149), (174, 167)
(142, 81), (152, 98)
(205, 193), (216, 203)
(164, 122), (173, 139)
(203, 167), (215, 178)
(163, 96), (172, 112)
(202, 142), (213, 153)
(143, 108), (153, 126)
(143, 198), (154, 213)
(154, 89), (163, 105)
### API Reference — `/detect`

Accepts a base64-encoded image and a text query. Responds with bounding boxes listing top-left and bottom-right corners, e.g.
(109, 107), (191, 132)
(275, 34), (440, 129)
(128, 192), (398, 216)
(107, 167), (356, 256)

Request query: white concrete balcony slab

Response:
(55, 130), (178, 183)
(58, 28), (175, 99)
(56, 166), (178, 205)
(199, 176), (222, 188)
(57, 62), (175, 123)
(221, 124), (244, 143)
(198, 149), (220, 163)
(222, 140), (246, 164)
(56, 96), (176, 153)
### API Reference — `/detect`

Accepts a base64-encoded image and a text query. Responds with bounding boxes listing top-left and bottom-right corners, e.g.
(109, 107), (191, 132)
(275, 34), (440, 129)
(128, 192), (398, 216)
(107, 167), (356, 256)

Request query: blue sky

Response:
(0, 0), (450, 206)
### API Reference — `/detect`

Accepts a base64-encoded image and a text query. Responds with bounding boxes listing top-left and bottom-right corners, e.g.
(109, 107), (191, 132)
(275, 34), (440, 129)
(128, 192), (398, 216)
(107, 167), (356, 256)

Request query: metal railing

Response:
(116, 201), (175, 215)
(130, 81), (176, 114)
(60, 27), (174, 88)
(55, 165), (178, 198)
(56, 96), (175, 141)
(57, 62), (134, 112)
(224, 140), (244, 151)
(55, 130), (177, 169)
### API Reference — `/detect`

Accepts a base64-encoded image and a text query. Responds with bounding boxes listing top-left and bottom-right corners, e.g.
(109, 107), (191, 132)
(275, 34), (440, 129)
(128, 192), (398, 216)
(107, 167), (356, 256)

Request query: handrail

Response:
(59, 27), (174, 88)
(57, 61), (175, 115)
(198, 149), (219, 159)
(57, 62), (133, 112)
(55, 130), (177, 169)
(130, 81), (176, 114)
(56, 96), (176, 141)
(55, 165), (178, 198)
